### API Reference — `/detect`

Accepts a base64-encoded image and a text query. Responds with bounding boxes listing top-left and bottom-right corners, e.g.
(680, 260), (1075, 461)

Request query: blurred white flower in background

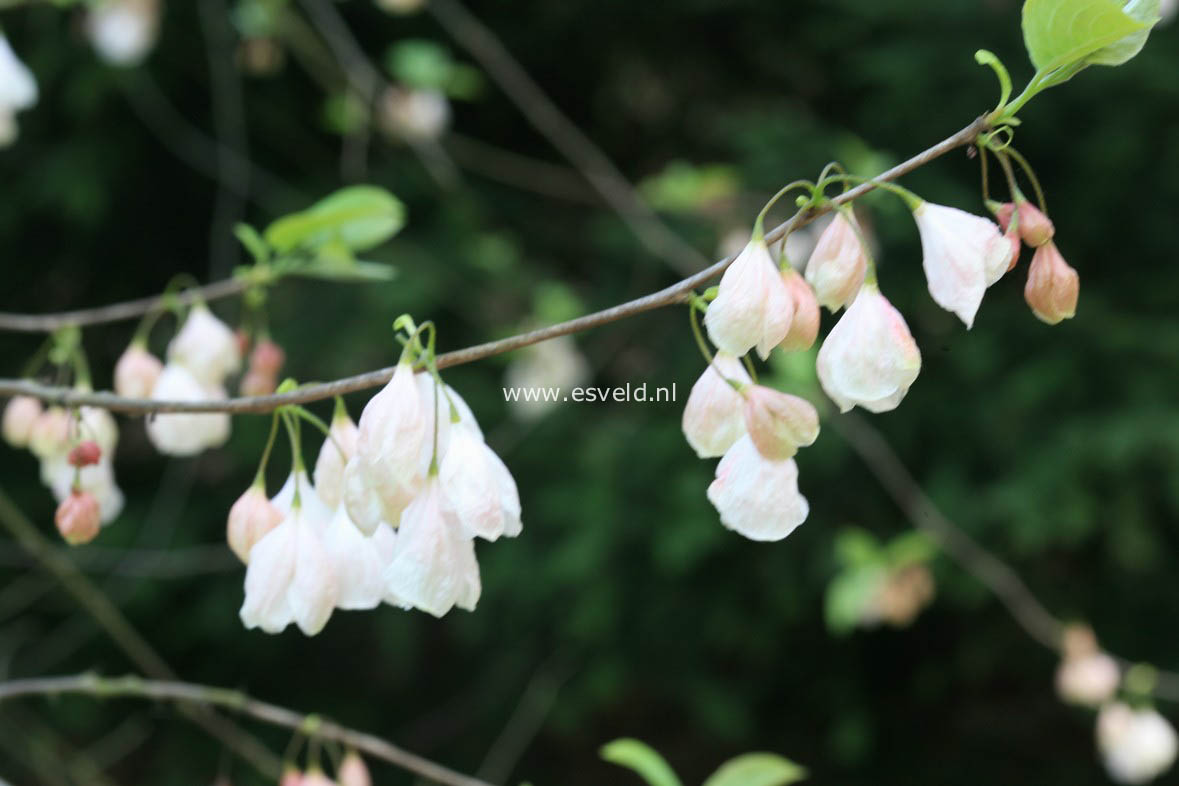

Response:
(504, 335), (590, 421)
(0, 34), (38, 148)
(1098, 703), (1178, 784)
(86, 0), (162, 66)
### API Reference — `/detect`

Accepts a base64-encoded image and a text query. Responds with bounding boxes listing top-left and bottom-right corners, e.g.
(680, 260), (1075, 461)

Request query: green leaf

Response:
(824, 565), (887, 636)
(1086, 0), (1160, 66)
(1022, 0), (1149, 75)
(386, 40), (456, 91)
(703, 753), (808, 786)
(264, 186), (406, 253)
(289, 260), (397, 282)
(883, 532), (936, 568)
(833, 528), (881, 568)
(233, 223), (270, 264)
(599, 739), (683, 786)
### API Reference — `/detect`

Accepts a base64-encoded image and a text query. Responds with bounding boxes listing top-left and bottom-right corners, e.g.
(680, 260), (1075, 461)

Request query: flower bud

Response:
(1057, 651), (1120, 707)
(250, 339), (285, 377)
(1024, 242), (1079, 324)
(804, 211), (868, 311)
(1098, 703), (1178, 784)
(3, 395), (43, 447)
(227, 485), (285, 563)
(68, 440), (102, 467)
(28, 407), (71, 459)
(55, 490), (102, 545)
(239, 369), (278, 397)
(742, 385), (819, 460)
(337, 751), (372, 786)
(995, 202), (1016, 233)
(114, 344), (163, 398)
(778, 269), (820, 352)
(1015, 201), (1055, 247)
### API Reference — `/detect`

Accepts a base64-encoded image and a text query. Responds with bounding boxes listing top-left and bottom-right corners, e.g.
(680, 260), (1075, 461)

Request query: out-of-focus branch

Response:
(0, 673), (497, 786)
(0, 115), (989, 411)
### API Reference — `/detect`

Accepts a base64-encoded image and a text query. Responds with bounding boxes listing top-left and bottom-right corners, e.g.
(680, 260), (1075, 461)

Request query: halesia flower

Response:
(706, 435), (810, 541)
(384, 477), (481, 617)
(439, 424), (522, 541)
(913, 201), (1016, 327)
(114, 343), (163, 398)
(681, 353), (752, 459)
(72, 405), (119, 457)
(1014, 201), (1054, 248)
(337, 752), (371, 786)
(42, 456), (125, 524)
(503, 335), (590, 422)
(804, 211), (869, 311)
(249, 338), (285, 376)
(0, 34), (38, 148)
(817, 284), (922, 413)
(2, 395), (42, 448)
(323, 506), (384, 610)
(313, 408), (359, 511)
(145, 364), (232, 456)
(27, 407), (71, 460)
(166, 303), (241, 386)
(300, 768), (337, 786)
(778, 268), (821, 351)
(1098, 703), (1179, 784)
(378, 86), (451, 140)
(239, 369), (277, 397)
(704, 233), (794, 359)
(86, 0), (161, 66)
(55, 491), (102, 545)
(226, 484), (284, 563)
(354, 361), (427, 517)
(68, 440), (102, 467)
(1025, 241), (1079, 324)
(343, 456), (393, 536)
(742, 385), (820, 460)
(240, 497), (339, 636)
(1057, 652), (1120, 707)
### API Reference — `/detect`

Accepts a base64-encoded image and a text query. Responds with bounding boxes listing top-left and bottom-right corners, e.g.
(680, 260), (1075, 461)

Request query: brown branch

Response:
(0, 115), (989, 414)
(0, 673), (496, 786)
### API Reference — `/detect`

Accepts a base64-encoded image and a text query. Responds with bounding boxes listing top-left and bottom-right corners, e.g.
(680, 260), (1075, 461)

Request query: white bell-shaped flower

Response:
(704, 235), (794, 360)
(378, 86), (451, 140)
(913, 201), (1015, 328)
(42, 456), (125, 524)
(343, 455), (397, 535)
(166, 303), (241, 386)
(706, 434), (809, 541)
(383, 477), (481, 617)
(86, 0), (161, 66)
(1057, 651), (1120, 707)
(227, 484), (284, 563)
(370, 521), (410, 609)
(3, 395), (43, 448)
(804, 211), (869, 311)
(1098, 703), (1179, 784)
(439, 424), (522, 541)
(72, 405), (119, 457)
(356, 361), (428, 508)
(741, 384), (820, 460)
(323, 506), (384, 610)
(681, 353), (751, 459)
(146, 364), (232, 456)
(817, 284), (922, 413)
(313, 408), (359, 511)
(114, 343), (163, 398)
(27, 406), (71, 460)
(0, 34), (37, 148)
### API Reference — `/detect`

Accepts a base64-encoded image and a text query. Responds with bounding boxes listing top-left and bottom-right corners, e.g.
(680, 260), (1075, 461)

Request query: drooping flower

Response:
(337, 751), (372, 786)
(741, 384), (820, 460)
(1025, 241), (1079, 324)
(704, 234), (794, 359)
(804, 211), (869, 311)
(226, 484), (284, 563)
(300, 768), (337, 786)
(2, 395), (43, 448)
(42, 456), (125, 524)
(913, 201), (1015, 327)
(354, 362), (427, 514)
(114, 343), (163, 398)
(1016, 202), (1055, 248)
(0, 34), (38, 148)
(313, 407), (359, 511)
(86, 0), (161, 67)
(1056, 624), (1120, 707)
(55, 490), (102, 545)
(816, 284), (922, 413)
(240, 492), (339, 636)
(167, 303), (242, 386)
(27, 407), (71, 460)
(1098, 703), (1179, 784)
(72, 405), (119, 457)
(240, 338), (286, 396)
(681, 353), (751, 459)
(706, 435), (810, 541)
(323, 506), (384, 610)
(779, 268), (821, 352)
(146, 364), (232, 456)
(383, 477), (481, 617)
(438, 424), (522, 541)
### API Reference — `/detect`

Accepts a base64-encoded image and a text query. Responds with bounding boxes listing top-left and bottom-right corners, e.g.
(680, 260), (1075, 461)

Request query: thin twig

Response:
(0, 673), (496, 786)
(0, 116), (989, 412)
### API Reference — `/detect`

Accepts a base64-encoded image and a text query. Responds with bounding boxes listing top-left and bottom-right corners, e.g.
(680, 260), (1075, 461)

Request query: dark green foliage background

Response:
(0, 0), (1177, 783)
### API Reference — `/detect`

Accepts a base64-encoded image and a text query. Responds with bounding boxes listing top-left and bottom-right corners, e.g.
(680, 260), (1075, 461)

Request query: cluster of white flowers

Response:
(684, 190), (1078, 540)
(1053, 625), (1178, 783)
(0, 33), (38, 148)
(3, 394), (123, 543)
(238, 359), (521, 635)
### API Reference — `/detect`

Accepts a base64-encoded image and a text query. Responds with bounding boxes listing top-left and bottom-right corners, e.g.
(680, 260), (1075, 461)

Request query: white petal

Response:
(166, 304), (241, 386)
(706, 435), (809, 541)
(681, 353), (751, 458)
(324, 507), (384, 610)
(313, 414), (358, 510)
(145, 364), (232, 456)
(705, 239), (791, 357)
(240, 520), (296, 633)
(287, 510), (339, 635)
(914, 202), (1004, 328)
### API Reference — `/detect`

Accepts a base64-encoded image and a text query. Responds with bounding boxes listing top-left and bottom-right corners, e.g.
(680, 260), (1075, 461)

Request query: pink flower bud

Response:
(301, 768), (337, 786)
(227, 484), (285, 563)
(742, 385), (819, 460)
(337, 751), (372, 786)
(995, 202), (1016, 233)
(114, 344), (163, 399)
(68, 440), (102, 467)
(804, 212), (868, 312)
(235, 328), (251, 359)
(3, 395), (43, 447)
(55, 490), (102, 545)
(279, 769), (304, 786)
(250, 339), (286, 376)
(1024, 242), (1079, 324)
(778, 269), (820, 352)
(28, 407), (72, 459)
(1016, 201), (1055, 247)
(240, 369), (278, 397)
